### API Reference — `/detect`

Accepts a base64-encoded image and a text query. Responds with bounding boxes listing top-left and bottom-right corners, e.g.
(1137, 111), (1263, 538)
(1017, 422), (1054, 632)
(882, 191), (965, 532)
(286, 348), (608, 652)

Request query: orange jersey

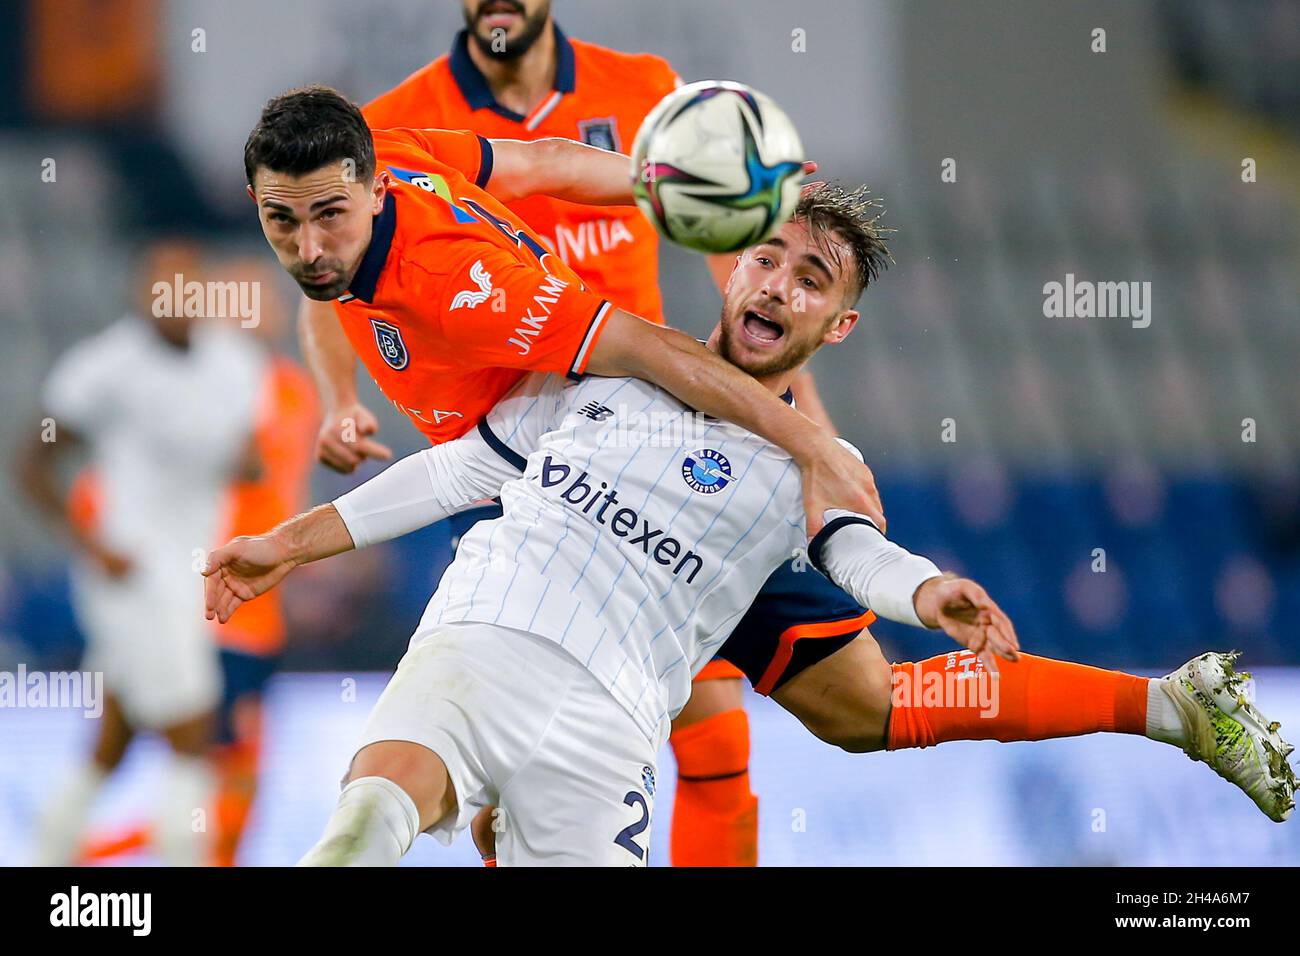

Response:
(363, 25), (679, 325)
(214, 355), (320, 655)
(332, 126), (614, 446)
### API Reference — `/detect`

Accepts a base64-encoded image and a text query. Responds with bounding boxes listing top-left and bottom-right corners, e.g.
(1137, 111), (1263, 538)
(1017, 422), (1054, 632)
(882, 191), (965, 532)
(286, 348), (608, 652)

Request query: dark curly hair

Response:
(244, 85), (375, 188)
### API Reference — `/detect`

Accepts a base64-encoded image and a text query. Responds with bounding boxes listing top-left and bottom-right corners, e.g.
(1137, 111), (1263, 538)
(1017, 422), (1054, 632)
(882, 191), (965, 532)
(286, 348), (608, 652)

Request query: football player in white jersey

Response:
(20, 238), (266, 866)
(205, 186), (1295, 864)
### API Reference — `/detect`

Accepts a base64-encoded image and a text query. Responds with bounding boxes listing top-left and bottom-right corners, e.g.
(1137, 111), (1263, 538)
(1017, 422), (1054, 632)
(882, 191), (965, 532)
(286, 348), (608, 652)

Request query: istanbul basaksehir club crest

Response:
(370, 319), (409, 370)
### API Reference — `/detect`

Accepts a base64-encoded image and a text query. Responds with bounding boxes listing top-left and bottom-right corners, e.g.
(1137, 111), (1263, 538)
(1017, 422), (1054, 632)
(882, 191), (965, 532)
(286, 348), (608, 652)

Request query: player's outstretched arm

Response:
(788, 370), (836, 434)
(586, 312), (883, 534)
(203, 405), (538, 623)
(488, 140), (817, 208)
(810, 511), (1021, 670)
(486, 138), (636, 206)
(17, 423), (134, 579)
(203, 503), (354, 624)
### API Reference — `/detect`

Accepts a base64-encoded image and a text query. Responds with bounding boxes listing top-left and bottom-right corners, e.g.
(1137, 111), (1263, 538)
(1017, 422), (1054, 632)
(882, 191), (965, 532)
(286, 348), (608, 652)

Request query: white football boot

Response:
(1160, 651), (1296, 822)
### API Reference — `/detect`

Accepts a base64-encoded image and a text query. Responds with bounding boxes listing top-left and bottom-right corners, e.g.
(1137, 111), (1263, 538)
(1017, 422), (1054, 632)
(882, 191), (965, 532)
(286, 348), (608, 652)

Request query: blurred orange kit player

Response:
(362, 19), (674, 326)
(299, 0), (789, 866)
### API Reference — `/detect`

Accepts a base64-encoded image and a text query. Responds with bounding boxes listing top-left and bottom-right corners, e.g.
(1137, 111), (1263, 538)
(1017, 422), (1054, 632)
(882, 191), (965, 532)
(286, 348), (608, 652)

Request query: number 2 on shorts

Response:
(613, 791), (650, 861)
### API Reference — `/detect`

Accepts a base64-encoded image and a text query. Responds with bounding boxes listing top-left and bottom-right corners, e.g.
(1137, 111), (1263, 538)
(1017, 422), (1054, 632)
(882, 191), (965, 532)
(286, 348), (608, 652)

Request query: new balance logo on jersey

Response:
(537, 456), (703, 583)
(579, 401), (614, 422)
(508, 273), (569, 356)
(451, 260), (493, 310)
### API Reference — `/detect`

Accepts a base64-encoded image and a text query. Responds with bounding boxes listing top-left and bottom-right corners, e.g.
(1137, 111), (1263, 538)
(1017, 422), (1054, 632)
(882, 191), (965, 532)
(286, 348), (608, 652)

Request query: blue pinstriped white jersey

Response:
(417, 373), (819, 747)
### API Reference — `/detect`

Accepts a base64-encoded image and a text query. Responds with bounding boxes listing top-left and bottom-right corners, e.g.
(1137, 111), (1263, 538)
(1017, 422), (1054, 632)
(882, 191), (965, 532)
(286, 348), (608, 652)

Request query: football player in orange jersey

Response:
(246, 86), (880, 519)
(295, 0), (843, 866)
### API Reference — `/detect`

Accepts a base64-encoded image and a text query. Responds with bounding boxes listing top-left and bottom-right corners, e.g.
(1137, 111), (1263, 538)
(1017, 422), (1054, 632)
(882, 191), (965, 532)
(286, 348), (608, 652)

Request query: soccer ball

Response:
(631, 80), (806, 254)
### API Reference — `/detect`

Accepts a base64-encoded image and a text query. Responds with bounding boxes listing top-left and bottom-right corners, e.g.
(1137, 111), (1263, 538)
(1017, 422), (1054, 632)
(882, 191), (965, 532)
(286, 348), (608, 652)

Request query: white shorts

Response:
(72, 566), (220, 730)
(355, 621), (658, 866)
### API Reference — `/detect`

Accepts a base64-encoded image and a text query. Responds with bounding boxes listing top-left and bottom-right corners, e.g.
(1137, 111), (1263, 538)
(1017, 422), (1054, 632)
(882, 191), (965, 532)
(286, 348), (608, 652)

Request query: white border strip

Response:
(569, 300), (613, 377)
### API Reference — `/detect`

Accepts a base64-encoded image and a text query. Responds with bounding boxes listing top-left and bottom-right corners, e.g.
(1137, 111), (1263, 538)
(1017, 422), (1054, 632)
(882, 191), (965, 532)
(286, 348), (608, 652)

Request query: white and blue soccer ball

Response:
(631, 80), (806, 254)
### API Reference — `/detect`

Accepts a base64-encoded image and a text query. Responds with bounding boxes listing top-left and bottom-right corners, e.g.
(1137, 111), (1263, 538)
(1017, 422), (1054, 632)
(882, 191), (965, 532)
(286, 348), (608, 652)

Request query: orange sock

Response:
(887, 651), (1150, 750)
(669, 708), (758, 867)
(212, 734), (261, 867)
(79, 826), (150, 863)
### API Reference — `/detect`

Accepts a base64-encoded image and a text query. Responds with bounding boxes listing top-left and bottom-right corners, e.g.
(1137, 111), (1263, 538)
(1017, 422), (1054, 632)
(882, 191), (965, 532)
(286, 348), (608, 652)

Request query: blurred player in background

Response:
(18, 237), (265, 866)
(298, 0), (842, 867)
(77, 255), (320, 867)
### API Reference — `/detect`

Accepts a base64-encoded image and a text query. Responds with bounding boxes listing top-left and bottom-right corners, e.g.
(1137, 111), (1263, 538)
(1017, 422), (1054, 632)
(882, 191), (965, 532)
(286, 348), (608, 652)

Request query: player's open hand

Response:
(913, 575), (1020, 671)
(316, 402), (393, 474)
(202, 534), (298, 624)
(799, 434), (885, 536)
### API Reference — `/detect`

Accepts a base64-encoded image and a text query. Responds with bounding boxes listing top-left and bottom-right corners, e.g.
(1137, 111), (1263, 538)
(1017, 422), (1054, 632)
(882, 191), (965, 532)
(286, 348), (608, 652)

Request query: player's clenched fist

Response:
(913, 574), (1021, 672)
(315, 402), (393, 474)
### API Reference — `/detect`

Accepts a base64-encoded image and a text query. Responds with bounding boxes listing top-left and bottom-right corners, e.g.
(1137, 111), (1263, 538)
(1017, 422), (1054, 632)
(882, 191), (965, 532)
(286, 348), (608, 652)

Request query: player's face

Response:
(137, 239), (205, 342)
(713, 219), (860, 379)
(461, 0), (552, 60)
(249, 162), (386, 302)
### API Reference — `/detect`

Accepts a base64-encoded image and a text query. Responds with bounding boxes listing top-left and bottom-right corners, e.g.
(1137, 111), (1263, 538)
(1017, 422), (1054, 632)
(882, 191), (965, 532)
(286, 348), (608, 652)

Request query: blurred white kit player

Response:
(50, 317), (263, 722)
(305, 370), (942, 865)
(32, 310), (263, 866)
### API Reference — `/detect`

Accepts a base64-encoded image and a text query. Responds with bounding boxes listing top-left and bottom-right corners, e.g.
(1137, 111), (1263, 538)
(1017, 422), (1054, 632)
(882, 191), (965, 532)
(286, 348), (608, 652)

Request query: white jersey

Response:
(43, 316), (264, 583)
(340, 370), (916, 748)
(432, 374), (811, 744)
(43, 316), (265, 725)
